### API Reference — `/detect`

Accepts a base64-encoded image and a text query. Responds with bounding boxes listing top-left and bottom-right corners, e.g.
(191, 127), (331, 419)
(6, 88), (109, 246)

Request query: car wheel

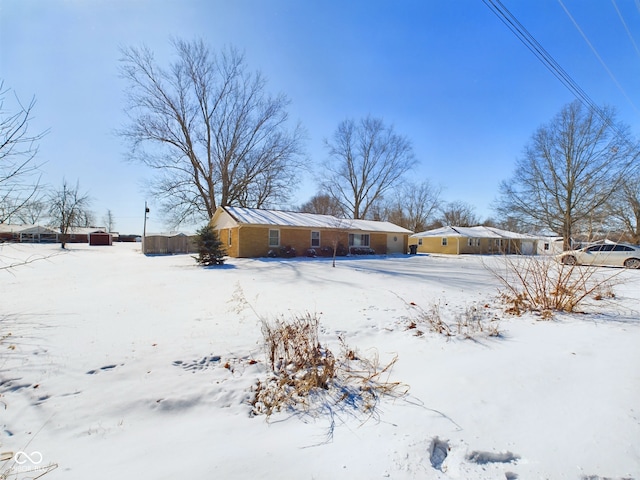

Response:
(623, 258), (640, 269)
(562, 255), (577, 266)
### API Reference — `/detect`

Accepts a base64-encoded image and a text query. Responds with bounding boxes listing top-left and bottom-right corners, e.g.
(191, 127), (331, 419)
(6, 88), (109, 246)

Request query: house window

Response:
(418, 238), (423, 246)
(442, 238), (448, 246)
(468, 238), (480, 247)
(348, 233), (370, 246)
(268, 229), (280, 247)
(544, 242), (549, 251)
(228, 229), (232, 246)
(311, 231), (320, 247)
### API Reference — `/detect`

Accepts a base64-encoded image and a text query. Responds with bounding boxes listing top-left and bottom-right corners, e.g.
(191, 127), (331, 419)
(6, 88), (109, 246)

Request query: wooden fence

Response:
(143, 234), (198, 255)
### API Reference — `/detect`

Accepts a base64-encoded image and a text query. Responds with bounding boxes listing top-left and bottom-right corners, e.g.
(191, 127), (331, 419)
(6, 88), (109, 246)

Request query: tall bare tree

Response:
(299, 193), (343, 216)
(0, 82), (48, 223)
(16, 199), (48, 225)
(47, 180), (92, 249)
(436, 200), (479, 227)
(119, 39), (305, 227)
(383, 181), (441, 232)
(497, 101), (639, 250)
(608, 172), (640, 244)
(322, 116), (416, 220)
(103, 209), (116, 232)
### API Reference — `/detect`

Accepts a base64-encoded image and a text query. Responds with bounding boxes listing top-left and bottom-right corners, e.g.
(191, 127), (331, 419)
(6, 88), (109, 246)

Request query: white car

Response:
(556, 243), (640, 268)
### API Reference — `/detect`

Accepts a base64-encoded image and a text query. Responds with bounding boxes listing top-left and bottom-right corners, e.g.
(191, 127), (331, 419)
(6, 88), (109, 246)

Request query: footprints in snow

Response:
(429, 437), (449, 470)
(467, 450), (520, 465)
(173, 355), (221, 372)
(429, 436), (519, 477)
(86, 364), (121, 375)
(84, 355), (237, 375)
(0, 378), (51, 406)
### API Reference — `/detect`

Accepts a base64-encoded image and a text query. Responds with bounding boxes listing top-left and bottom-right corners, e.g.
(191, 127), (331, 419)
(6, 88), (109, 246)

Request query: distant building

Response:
(409, 226), (546, 255)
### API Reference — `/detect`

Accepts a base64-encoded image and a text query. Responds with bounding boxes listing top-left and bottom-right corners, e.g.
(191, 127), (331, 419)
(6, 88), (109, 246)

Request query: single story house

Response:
(0, 224), (113, 244)
(536, 236), (564, 255)
(0, 224), (59, 243)
(409, 226), (543, 255)
(210, 206), (413, 258)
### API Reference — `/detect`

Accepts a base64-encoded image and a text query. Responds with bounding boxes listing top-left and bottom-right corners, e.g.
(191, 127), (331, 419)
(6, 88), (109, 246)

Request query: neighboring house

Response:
(0, 224), (113, 244)
(210, 206), (412, 258)
(0, 224), (59, 243)
(536, 236), (564, 255)
(409, 226), (542, 255)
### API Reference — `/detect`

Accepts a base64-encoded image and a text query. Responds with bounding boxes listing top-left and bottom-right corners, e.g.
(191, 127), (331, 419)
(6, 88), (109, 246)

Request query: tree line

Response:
(0, 81), (112, 248)
(2, 38), (639, 250)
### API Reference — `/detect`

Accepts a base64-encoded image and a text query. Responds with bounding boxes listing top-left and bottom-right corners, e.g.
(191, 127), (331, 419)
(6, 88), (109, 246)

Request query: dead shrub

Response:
(486, 255), (623, 317)
(409, 301), (452, 336)
(406, 300), (500, 339)
(252, 313), (406, 421)
(455, 305), (501, 338)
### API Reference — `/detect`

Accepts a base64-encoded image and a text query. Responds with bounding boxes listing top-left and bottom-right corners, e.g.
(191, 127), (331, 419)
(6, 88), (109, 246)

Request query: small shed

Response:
(89, 232), (113, 246)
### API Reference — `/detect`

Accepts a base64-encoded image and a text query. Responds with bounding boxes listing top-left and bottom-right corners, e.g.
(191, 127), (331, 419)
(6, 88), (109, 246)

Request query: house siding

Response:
(234, 226), (353, 258)
(369, 233), (388, 254)
(238, 226), (270, 258)
(413, 237), (460, 254)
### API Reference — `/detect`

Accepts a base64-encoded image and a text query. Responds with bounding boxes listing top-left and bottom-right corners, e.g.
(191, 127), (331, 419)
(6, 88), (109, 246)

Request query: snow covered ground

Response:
(1, 242), (638, 479)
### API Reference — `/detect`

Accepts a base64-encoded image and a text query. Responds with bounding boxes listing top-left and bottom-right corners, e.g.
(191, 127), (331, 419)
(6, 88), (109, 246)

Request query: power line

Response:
(558, 0), (639, 116)
(482, 0), (633, 142)
(611, 0), (640, 60)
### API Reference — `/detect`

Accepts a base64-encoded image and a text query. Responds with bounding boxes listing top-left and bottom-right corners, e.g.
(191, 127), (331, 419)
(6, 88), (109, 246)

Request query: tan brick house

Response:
(409, 226), (540, 255)
(210, 206), (412, 258)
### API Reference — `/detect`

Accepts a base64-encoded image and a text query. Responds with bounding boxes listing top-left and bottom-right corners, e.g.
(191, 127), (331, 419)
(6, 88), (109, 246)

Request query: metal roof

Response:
(222, 206), (413, 234)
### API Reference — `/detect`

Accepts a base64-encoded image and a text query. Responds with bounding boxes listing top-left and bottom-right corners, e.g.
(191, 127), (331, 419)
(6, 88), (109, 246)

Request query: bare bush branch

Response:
(485, 255), (625, 316)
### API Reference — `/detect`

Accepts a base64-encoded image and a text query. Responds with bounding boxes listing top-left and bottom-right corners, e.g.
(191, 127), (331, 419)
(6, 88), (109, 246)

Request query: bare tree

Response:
(103, 209), (116, 232)
(608, 172), (640, 244)
(0, 82), (48, 223)
(436, 201), (479, 227)
(119, 39), (306, 227)
(15, 199), (48, 225)
(47, 180), (92, 249)
(299, 193), (343, 216)
(322, 116), (416, 220)
(496, 101), (639, 250)
(383, 181), (441, 232)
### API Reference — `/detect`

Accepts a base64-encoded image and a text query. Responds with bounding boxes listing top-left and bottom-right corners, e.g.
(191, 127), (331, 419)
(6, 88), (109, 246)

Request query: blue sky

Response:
(1, 0), (639, 234)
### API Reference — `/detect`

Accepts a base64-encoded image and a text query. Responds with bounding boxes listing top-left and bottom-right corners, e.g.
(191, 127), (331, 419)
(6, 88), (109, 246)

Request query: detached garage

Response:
(89, 232), (113, 246)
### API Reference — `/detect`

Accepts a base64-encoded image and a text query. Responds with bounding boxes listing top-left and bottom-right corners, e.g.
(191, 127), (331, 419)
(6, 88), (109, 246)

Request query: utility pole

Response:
(142, 202), (149, 254)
